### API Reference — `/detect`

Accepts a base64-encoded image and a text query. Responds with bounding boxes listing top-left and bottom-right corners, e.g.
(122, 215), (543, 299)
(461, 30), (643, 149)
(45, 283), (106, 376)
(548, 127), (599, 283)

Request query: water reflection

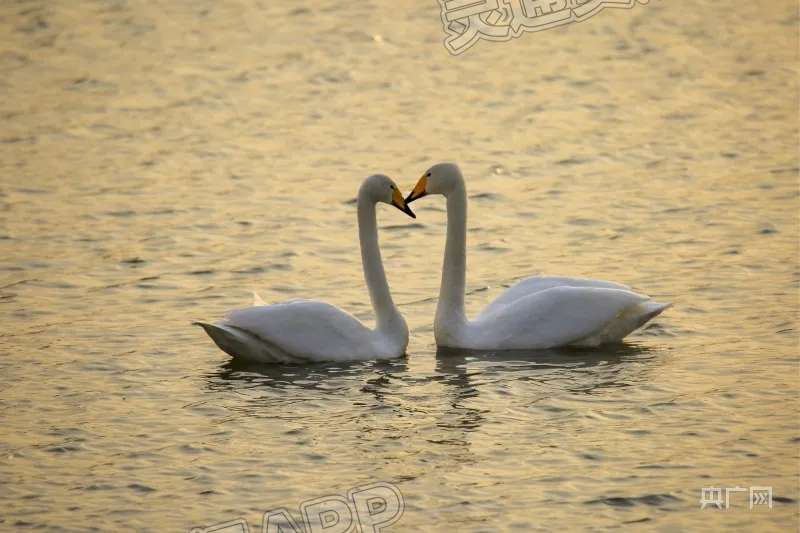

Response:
(204, 343), (659, 410)
(206, 357), (409, 394)
(205, 343), (656, 396)
(434, 342), (660, 393)
(199, 344), (662, 483)
(430, 343), (659, 448)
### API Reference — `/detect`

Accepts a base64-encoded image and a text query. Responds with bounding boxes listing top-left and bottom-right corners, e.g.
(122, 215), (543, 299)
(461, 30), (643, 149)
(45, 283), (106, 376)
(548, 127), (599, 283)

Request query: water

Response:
(1, 0), (798, 531)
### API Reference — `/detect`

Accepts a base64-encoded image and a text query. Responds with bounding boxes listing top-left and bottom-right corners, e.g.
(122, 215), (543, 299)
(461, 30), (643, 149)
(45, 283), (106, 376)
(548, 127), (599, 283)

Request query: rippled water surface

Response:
(1, 1), (798, 531)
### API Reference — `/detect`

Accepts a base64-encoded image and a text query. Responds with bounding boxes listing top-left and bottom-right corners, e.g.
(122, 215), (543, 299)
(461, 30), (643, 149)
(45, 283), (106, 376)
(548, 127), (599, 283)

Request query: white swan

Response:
(195, 175), (416, 364)
(405, 163), (671, 350)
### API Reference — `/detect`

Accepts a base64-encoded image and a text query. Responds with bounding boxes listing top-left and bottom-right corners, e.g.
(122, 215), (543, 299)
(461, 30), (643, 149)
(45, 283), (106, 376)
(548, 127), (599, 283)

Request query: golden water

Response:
(1, 1), (798, 530)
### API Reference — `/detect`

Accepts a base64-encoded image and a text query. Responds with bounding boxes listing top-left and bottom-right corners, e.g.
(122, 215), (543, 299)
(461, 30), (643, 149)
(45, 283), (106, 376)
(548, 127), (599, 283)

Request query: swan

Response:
(404, 163), (671, 350)
(195, 175), (416, 364)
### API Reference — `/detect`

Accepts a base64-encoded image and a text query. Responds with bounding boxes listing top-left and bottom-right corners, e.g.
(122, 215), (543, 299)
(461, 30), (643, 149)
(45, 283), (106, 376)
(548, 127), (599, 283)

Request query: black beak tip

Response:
(405, 192), (423, 205)
(392, 200), (416, 219)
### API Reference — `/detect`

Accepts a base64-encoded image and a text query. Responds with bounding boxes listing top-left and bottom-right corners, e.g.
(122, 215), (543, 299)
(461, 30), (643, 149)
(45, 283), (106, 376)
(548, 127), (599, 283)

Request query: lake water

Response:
(1, 0), (798, 531)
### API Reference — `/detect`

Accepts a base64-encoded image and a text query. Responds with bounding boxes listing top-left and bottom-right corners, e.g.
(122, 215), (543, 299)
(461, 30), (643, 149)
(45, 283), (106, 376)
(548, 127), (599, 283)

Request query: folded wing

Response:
(479, 276), (634, 319)
(219, 300), (375, 362)
(473, 286), (657, 349)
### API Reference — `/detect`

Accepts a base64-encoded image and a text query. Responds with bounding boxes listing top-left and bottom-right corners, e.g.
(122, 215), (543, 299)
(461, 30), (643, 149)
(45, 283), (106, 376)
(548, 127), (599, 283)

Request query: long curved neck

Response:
(436, 179), (468, 326)
(357, 196), (400, 331)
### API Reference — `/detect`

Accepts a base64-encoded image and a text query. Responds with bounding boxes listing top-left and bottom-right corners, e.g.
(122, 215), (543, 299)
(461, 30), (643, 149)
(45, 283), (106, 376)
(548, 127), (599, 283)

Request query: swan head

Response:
(361, 174), (416, 218)
(405, 163), (463, 203)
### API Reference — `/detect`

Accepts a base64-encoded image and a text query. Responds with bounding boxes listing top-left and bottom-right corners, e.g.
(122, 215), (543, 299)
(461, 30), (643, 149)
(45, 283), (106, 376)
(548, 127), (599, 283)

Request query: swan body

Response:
(405, 163), (671, 350)
(196, 299), (402, 364)
(196, 175), (415, 364)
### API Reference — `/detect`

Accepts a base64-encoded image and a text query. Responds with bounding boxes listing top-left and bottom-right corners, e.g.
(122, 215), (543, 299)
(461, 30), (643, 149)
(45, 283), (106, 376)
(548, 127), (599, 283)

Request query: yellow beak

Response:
(391, 188), (416, 218)
(405, 175), (428, 204)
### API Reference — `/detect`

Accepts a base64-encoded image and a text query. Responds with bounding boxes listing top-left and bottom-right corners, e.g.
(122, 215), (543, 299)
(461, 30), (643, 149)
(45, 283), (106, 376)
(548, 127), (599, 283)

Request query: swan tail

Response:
(193, 321), (299, 364)
(572, 300), (672, 347)
(637, 301), (672, 325)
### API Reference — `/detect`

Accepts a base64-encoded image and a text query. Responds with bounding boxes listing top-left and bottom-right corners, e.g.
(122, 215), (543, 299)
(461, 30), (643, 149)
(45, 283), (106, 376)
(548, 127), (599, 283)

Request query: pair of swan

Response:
(196, 164), (670, 363)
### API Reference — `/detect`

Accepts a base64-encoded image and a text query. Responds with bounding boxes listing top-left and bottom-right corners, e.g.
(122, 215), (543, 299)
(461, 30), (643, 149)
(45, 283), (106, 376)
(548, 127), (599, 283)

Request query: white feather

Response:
(414, 163), (670, 350)
(196, 175), (411, 363)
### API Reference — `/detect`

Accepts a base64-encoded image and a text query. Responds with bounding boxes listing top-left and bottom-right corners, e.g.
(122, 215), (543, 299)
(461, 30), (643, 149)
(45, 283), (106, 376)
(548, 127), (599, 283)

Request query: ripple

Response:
(232, 264), (291, 274)
(566, 217), (601, 226)
(106, 210), (136, 217)
(469, 192), (504, 201)
(382, 223), (425, 231)
(555, 157), (590, 166)
(127, 483), (156, 494)
(585, 494), (681, 508)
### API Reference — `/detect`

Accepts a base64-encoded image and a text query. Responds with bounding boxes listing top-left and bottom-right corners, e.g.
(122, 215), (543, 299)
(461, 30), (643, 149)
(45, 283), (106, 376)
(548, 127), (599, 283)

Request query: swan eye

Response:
(425, 172), (431, 177)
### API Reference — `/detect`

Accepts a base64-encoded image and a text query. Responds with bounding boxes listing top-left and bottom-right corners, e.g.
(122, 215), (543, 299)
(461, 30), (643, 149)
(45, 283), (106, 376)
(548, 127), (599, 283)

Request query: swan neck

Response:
(357, 196), (400, 331)
(438, 181), (467, 324)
